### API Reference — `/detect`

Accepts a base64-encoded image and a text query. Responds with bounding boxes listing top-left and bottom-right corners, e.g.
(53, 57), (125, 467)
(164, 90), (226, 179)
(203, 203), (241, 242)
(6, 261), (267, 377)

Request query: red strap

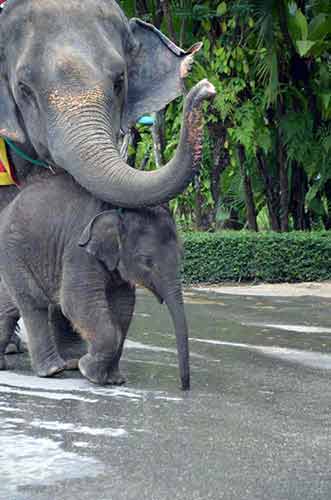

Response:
(0, 1), (7, 5)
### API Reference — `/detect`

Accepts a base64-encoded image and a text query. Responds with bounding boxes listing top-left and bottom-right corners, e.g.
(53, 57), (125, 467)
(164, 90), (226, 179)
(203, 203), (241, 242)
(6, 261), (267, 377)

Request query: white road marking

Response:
(191, 338), (331, 370)
(243, 322), (331, 334)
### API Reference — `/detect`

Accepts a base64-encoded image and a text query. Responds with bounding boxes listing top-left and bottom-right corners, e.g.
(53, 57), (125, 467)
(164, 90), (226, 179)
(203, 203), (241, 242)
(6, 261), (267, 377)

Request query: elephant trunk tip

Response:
(181, 375), (190, 391)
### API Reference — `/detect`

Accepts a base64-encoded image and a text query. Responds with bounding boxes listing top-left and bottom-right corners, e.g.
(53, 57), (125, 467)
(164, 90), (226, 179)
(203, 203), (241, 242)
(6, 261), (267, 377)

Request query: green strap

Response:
(3, 137), (49, 168)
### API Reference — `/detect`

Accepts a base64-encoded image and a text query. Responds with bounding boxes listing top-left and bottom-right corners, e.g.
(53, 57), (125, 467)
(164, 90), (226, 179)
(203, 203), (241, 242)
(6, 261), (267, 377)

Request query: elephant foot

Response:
(35, 354), (66, 378)
(65, 358), (79, 370)
(5, 332), (28, 355)
(108, 368), (126, 386)
(79, 353), (110, 385)
(0, 354), (8, 370)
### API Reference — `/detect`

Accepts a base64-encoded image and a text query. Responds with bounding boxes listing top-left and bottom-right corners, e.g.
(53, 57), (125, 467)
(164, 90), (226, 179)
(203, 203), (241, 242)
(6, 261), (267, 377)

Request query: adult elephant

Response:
(0, 0), (209, 209)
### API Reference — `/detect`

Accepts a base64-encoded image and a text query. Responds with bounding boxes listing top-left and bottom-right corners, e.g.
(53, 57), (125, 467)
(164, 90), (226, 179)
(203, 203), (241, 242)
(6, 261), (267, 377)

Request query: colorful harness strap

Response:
(0, 0), (15, 185)
(0, 138), (16, 185)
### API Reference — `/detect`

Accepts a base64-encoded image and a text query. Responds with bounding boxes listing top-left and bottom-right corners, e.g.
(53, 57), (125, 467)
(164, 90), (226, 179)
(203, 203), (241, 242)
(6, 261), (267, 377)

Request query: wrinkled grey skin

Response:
(0, 0), (211, 211)
(0, 174), (190, 389)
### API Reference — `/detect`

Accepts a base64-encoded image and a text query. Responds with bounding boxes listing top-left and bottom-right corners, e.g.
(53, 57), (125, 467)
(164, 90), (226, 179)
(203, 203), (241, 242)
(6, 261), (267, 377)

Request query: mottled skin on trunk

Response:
(0, 174), (189, 388)
(49, 80), (216, 207)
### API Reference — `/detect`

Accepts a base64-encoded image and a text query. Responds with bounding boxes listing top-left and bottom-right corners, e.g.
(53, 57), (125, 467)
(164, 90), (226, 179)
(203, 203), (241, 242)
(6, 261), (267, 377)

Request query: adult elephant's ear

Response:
(0, 75), (25, 143)
(124, 19), (202, 129)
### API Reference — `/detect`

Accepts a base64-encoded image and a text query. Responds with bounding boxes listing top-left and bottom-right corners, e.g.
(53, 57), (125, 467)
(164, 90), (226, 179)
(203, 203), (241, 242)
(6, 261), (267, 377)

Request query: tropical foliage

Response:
(120, 0), (331, 232)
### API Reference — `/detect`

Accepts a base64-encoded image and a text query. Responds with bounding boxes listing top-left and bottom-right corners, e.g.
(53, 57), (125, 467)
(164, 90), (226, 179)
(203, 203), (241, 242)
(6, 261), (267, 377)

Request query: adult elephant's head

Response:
(0, 0), (214, 207)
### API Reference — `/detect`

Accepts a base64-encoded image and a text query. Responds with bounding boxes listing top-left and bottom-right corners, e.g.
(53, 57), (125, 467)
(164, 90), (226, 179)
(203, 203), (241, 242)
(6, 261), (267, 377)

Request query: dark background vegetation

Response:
(120, 1), (331, 281)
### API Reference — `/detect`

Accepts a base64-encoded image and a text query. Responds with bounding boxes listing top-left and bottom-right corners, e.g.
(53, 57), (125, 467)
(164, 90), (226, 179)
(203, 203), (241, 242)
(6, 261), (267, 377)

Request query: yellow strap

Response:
(0, 138), (15, 185)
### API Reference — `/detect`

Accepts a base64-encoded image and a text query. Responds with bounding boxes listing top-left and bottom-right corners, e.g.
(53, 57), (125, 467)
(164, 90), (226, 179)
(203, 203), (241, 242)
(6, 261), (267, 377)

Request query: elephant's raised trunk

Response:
(49, 80), (216, 208)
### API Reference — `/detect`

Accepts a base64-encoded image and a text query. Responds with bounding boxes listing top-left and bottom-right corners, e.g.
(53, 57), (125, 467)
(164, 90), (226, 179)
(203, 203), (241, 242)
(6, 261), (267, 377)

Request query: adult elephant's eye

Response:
(114, 73), (124, 96)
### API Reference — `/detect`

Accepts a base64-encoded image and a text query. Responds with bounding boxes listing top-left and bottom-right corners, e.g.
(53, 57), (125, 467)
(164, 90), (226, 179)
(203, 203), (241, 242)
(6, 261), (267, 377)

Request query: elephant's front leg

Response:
(61, 263), (123, 385)
(76, 313), (121, 386)
(22, 307), (67, 377)
(62, 296), (121, 385)
(107, 281), (136, 385)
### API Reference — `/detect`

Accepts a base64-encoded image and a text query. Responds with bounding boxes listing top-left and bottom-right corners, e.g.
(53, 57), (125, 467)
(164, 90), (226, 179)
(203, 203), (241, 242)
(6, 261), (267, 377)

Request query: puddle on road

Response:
(30, 419), (128, 437)
(0, 393), (127, 498)
(0, 404), (23, 413)
(0, 370), (184, 403)
(0, 430), (105, 499)
(73, 441), (92, 448)
(2, 414), (128, 439)
(0, 384), (99, 403)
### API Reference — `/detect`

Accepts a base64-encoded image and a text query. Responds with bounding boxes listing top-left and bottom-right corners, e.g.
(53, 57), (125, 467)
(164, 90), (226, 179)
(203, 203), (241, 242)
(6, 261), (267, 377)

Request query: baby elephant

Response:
(0, 174), (190, 388)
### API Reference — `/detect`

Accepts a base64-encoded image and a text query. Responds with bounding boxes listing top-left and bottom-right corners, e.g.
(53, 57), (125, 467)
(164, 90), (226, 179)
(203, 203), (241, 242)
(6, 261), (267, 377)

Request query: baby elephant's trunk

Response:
(165, 284), (190, 390)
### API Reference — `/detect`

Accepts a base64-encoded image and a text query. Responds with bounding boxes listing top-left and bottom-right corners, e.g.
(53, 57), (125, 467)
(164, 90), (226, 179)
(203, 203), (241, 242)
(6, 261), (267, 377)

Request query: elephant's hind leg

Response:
(0, 317), (19, 370)
(5, 328), (28, 355)
(22, 308), (66, 377)
(49, 305), (87, 360)
(0, 285), (20, 370)
(48, 305), (82, 371)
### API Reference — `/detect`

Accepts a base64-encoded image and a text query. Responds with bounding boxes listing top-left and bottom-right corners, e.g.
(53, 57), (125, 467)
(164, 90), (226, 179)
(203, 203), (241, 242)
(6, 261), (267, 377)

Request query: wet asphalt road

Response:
(1, 287), (331, 500)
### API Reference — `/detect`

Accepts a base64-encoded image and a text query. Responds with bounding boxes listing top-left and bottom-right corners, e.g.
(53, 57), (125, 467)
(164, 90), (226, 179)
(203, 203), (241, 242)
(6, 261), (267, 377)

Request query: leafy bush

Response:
(181, 231), (331, 283)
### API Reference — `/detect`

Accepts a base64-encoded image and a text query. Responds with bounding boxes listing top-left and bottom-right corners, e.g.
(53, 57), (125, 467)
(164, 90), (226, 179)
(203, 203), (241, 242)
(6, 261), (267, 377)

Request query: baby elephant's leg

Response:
(0, 286), (20, 370)
(77, 312), (121, 385)
(48, 305), (85, 370)
(64, 300), (122, 385)
(61, 265), (122, 385)
(107, 282), (136, 385)
(22, 307), (66, 377)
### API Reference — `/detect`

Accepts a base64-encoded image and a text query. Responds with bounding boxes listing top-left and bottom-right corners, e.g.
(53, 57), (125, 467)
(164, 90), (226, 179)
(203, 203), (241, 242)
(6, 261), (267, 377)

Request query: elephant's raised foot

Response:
(78, 353), (109, 385)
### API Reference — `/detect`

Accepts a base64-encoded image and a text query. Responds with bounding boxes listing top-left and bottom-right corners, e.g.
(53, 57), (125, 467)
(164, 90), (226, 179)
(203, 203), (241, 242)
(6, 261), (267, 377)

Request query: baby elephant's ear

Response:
(78, 211), (121, 271)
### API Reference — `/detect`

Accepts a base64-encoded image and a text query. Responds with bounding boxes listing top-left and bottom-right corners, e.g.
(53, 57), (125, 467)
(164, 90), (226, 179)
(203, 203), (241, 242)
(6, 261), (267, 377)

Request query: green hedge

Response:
(181, 231), (331, 284)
